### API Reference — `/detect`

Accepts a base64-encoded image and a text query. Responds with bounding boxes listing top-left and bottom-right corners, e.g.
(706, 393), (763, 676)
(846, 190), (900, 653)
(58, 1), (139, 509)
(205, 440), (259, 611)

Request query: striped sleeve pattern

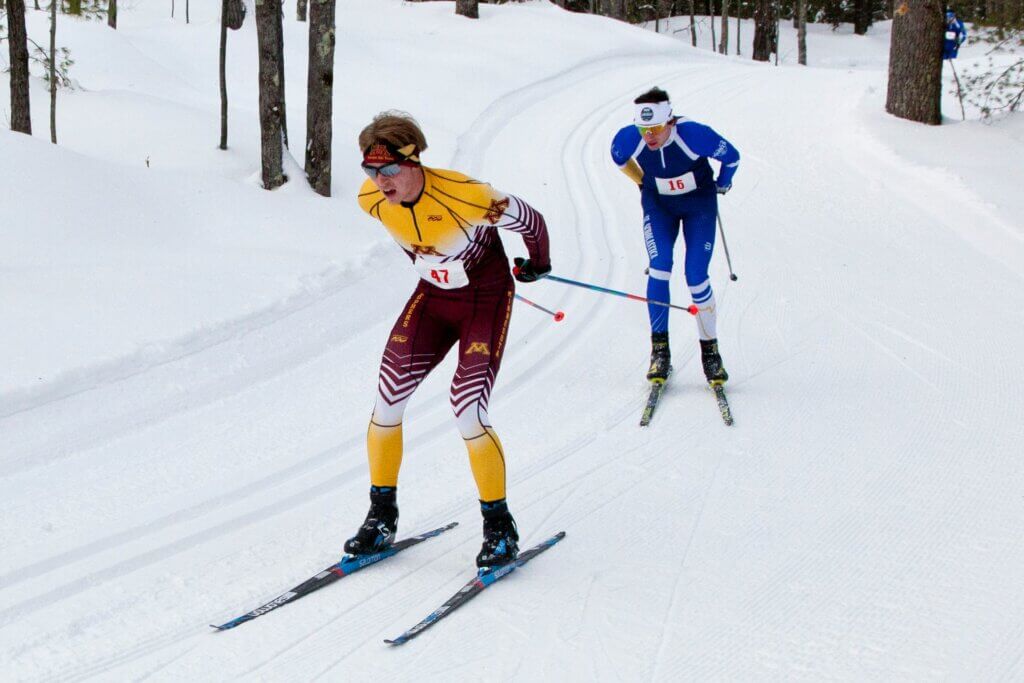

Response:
(489, 194), (550, 270)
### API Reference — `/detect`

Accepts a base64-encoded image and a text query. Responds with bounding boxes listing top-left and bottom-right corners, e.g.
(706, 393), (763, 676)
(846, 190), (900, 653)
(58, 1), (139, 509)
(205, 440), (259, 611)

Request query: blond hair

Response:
(358, 111), (428, 154)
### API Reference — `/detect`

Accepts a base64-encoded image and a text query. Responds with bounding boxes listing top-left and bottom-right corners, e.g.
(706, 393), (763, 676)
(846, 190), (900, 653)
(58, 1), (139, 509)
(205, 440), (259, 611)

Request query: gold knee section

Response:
(368, 422), (403, 487)
(465, 428), (506, 502)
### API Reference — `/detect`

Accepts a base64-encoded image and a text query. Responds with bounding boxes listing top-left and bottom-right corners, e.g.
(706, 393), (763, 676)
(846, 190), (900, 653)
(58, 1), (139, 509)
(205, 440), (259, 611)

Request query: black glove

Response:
(513, 257), (551, 283)
(716, 184), (731, 195)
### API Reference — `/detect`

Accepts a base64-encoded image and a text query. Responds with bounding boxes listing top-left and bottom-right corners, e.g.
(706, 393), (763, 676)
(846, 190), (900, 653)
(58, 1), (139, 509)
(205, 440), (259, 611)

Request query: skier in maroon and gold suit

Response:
(345, 111), (551, 568)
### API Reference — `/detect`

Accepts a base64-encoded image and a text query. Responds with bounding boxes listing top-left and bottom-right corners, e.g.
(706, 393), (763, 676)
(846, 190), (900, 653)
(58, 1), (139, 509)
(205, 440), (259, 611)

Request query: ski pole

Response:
(514, 293), (565, 322)
(948, 59), (966, 121)
(528, 272), (698, 316)
(717, 214), (739, 281)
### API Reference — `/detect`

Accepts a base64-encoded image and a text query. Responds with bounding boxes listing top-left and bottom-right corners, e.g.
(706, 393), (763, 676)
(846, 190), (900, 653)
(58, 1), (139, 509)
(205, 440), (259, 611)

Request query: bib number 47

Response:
(430, 269), (450, 284)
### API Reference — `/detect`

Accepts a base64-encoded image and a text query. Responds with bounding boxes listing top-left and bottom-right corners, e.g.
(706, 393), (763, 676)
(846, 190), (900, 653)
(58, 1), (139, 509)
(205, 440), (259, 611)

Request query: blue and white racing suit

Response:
(610, 119), (740, 339)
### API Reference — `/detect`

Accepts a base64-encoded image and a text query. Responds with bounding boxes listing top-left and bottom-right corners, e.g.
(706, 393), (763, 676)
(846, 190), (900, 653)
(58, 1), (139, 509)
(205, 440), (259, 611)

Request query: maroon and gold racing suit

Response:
(357, 167), (550, 502)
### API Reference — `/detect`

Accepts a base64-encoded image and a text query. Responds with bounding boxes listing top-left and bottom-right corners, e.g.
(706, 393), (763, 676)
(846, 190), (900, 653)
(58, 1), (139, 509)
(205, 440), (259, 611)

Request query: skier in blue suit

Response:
(943, 9), (967, 60)
(610, 87), (739, 386)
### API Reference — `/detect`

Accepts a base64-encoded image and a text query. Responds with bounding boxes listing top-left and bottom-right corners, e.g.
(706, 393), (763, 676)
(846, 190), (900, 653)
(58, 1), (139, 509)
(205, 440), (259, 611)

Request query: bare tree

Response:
(689, 0), (697, 46)
(108, 0), (116, 27)
(50, 0), (57, 143)
(220, 0), (245, 150)
(7, 0), (32, 134)
(736, 4), (741, 55)
(797, 0), (807, 64)
(752, 0), (773, 60)
(456, 0), (478, 18)
(885, 0), (943, 124)
(853, 0), (872, 34)
(220, 0), (229, 150)
(708, 0), (716, 50)
(297, 0), (307, 21)
(256, 0), (287, 188)
(305, 0), (335, 196)
(720, 0), (730, 53)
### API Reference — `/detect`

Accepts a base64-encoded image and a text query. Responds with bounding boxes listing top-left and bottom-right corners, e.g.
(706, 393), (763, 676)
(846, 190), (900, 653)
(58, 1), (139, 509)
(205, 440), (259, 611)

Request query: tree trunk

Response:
(108, 0), (117, 27)
(256, 0), (286, 188)
(277, 0), (288, 148)
(305, 0), (335, 197)
(186, 0), (190, 24)
(297, 0), (307, 20)
(7, 0), (32, 134)
(885, 0), (943, 124)
(798, 0), (807, 64)
(220, 0), (228, 150)
(709, 0), (717, 50)
(736, 8), (741, 55)
(720, 0), (730, 53)
(50, 0), (57, 144)
(456, 0), (478, 18)
(854, 0), (872, 33)
(690, 0), (697, 46)
(752, 0), (773, 60)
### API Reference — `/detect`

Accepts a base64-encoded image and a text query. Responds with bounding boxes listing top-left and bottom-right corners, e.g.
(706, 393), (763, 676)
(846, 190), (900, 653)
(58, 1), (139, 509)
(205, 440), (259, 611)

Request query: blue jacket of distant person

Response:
(943, 13), (966, 59)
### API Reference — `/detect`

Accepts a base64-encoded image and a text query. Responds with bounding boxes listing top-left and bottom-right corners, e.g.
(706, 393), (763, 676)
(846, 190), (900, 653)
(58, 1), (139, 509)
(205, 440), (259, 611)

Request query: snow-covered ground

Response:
(2, 1), (1023, 679)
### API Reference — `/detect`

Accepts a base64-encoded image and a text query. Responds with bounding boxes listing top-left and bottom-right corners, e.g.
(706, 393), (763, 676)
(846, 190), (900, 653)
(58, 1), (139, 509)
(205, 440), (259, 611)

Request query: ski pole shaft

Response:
(514, 293), (565, 322)
(539, 273), (698, 315)
(717, 214), (739, 281)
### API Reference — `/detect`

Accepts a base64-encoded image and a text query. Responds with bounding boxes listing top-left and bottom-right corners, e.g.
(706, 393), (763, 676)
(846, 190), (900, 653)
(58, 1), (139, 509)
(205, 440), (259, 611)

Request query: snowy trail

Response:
(3, 18), (1024, 682)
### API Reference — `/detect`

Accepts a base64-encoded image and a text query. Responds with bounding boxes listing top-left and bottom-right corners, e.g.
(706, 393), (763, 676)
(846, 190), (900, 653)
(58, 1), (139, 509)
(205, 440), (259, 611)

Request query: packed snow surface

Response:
(1, 1), (1022, 680)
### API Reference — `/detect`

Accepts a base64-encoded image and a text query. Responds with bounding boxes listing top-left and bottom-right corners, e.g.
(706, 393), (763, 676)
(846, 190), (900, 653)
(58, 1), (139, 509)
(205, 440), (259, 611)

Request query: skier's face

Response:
(639, 121), (673, 150)
(368, 163), (424, 204)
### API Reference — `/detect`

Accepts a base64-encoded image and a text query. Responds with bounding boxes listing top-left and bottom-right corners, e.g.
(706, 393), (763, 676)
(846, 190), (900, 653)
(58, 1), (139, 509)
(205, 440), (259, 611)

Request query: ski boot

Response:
(700, 338), (729, 386)
(646, 332), (671, 383)
(344, 486), (398, 555)
(476, 500), (520, 569)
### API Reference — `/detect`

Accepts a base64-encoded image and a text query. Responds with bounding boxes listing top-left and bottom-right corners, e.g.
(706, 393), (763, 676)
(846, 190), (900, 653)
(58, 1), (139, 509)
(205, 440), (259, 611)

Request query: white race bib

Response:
(655, 171), (697, 196)
(945, 31), (957, 40)
(414, 257), (470, 289)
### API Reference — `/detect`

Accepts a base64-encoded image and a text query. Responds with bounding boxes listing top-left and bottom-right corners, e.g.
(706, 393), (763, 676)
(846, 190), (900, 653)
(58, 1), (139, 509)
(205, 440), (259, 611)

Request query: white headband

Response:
(633, 101), (673, 127)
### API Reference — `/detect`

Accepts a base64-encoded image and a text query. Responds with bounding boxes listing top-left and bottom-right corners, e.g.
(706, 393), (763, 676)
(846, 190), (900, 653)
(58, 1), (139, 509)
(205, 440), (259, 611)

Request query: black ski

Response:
(211, 522), (458, 631)
(384, 531), (566, 646)
(712, 382), (733, 425)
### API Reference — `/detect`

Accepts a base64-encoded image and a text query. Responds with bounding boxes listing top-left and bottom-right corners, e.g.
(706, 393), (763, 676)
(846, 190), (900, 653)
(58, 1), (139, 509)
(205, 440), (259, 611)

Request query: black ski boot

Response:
(700, 338), (729, 385)
(344, 486), (398, 555)
(476, 500), (520, 569)
(646, 332), (671, 383)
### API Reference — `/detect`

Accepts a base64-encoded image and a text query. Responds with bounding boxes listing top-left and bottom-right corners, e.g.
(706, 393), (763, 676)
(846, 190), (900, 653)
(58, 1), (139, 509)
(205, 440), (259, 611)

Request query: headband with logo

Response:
(362, 141), (421, 166)
(633, 101), (673, 127)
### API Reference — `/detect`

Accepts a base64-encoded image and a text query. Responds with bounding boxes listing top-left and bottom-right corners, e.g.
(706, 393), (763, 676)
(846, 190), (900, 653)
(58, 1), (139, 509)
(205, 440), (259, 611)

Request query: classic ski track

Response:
(9, 56), (760, 680)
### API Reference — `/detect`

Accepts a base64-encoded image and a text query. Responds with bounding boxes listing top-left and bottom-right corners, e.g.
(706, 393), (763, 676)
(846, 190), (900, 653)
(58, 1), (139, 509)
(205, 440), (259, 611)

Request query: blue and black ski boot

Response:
(476, 499), (519, 569)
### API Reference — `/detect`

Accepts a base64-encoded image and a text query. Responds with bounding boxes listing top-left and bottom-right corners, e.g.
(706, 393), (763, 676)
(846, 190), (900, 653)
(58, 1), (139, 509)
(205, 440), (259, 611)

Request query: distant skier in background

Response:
(610, 87), (740, 387)
(943, 9), (967, 60)
(346, 111), (551, 569)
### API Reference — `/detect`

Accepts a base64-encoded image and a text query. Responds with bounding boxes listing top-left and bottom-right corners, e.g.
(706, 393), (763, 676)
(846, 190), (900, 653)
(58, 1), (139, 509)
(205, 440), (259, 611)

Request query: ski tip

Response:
(383, 638), (404, 646)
